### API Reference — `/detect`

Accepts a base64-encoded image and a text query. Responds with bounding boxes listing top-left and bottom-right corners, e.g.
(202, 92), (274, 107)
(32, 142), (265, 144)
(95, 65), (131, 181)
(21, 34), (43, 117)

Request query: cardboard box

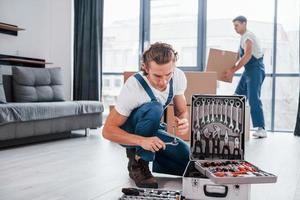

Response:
(206, 48), (238, 83)
(184, 72), (217, 105)
(124, 71), (218, 105)
(124, 71), (135, 82)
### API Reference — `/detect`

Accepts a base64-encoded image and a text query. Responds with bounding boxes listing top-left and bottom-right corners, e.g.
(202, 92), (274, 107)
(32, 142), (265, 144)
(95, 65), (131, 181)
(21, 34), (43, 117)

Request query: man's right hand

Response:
(139, 136), (166, 152)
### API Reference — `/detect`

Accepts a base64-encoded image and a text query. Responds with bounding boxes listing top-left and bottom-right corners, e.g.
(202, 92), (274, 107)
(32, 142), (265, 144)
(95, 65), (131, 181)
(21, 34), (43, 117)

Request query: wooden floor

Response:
(0, 129), (299, 200)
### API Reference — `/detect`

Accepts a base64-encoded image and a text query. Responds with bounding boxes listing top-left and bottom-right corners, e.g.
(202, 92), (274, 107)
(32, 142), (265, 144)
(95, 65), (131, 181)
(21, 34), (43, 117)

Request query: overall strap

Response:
(134, 73), (157, 102)
(163, 78), (173, 109)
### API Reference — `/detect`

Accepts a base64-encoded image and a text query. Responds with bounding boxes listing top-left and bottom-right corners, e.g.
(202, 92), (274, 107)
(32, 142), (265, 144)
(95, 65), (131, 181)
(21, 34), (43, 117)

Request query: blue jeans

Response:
(235, 67), (265, 128)
(121, 101), (190, 176)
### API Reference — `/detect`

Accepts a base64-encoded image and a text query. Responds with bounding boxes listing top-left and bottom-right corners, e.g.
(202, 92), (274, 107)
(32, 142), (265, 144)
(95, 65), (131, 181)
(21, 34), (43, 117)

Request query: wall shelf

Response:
(0, 54), (52, 68)
(0, 22), (25, 36)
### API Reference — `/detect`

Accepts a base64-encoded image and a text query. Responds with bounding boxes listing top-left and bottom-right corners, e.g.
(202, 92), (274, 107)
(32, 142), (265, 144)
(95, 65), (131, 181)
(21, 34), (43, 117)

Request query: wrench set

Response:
(119, 188), (184, 200)
(189, 95), (277, 185)
(191, 95), (245, 160)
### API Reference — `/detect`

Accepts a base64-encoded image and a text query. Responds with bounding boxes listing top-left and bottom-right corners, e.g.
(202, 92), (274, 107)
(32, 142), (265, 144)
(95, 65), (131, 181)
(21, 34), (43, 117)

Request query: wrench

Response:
(220, 101), (223, 122)
(206, 99), (210, 123)
(195, 104), (200, 129)
(201, 99), (206, 125)
(234, 102), (241, 133)
(229, 100), (234, 129)
(224, 99), (228, 125)
(165, 125), (179, 146)
(211, 99), (215, 122)
(215, 99), (219, 120)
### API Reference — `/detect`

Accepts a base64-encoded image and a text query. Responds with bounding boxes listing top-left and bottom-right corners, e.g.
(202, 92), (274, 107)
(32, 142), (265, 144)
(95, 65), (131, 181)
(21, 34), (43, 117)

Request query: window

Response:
(103, 0), (140, 73)
(150, 0), (198, 67)
(274, 0), (300, 131)
(102, 0), (140, 119)
(275, 77), (299, 130)
(207, 0), (274, 73)
(276, 0), (299, 73)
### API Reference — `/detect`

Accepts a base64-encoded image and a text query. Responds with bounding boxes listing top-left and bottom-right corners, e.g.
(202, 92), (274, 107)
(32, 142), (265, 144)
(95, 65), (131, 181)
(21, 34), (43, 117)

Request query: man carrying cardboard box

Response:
(224, 15), (267, 138)
(102, 42), (190, 188)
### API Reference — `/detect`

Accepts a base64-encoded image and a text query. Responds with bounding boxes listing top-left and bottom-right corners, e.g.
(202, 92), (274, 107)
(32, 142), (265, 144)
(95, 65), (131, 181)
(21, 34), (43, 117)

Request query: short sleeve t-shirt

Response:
(240, 30), (263, 59)
(115, 68), (187, 117)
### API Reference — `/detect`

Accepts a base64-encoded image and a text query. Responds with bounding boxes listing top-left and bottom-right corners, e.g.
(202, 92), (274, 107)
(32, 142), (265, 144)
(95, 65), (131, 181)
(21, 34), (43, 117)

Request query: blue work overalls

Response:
(121, 73), (190, 176)
(235, 47), (265, 128)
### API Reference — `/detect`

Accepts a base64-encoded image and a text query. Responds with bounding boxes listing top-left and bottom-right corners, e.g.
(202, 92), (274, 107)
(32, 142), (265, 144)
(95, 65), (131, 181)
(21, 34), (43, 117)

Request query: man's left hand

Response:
(175, 117), (189, 135)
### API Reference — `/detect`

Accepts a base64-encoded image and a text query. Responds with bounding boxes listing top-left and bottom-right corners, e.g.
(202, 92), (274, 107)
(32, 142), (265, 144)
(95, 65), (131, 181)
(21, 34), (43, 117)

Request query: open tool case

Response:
(182, 95), (277, 200)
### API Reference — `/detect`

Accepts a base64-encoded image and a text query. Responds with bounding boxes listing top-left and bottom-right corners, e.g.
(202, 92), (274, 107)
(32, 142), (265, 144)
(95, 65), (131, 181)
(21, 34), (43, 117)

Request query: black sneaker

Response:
(129, 158), (158, 188)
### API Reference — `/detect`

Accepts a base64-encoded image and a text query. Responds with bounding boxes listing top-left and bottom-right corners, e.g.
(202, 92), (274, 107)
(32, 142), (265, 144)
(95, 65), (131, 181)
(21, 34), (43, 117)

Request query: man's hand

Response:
(175, 117), (189, 135)
(223, 67), (235, 81)
(139, 136), (166, 152)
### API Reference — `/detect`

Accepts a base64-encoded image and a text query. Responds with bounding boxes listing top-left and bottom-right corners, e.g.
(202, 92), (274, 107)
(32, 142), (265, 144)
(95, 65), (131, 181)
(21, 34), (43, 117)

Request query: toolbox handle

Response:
(203, 184), (228, 198)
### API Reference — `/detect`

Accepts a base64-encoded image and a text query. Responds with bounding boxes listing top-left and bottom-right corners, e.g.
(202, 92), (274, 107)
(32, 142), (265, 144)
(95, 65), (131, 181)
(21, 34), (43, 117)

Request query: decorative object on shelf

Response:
(0, 22), (25, 36)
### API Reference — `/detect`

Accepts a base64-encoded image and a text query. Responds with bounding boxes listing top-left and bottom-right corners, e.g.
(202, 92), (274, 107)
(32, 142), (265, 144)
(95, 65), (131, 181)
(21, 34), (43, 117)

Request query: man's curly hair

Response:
(141, 42), (178, 75)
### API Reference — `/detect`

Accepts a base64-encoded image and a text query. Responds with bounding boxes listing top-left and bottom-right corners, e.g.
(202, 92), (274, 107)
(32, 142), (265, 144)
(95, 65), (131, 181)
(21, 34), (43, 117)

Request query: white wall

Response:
(0, 0), (73, 100)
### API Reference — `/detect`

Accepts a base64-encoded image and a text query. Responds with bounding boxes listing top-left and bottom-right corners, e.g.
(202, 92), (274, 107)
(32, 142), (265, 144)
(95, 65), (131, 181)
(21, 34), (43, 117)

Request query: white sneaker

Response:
(253, 128), (267, 138)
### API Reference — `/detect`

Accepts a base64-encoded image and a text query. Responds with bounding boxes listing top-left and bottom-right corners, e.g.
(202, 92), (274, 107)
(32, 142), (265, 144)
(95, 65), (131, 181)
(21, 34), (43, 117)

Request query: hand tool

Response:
(215, 99), (219, 120)
(234, 101), (241, 133)
(221, 130), (230, 159)
(212, 124), (221, 158)
(224, 99), (228, 125)
(229, 100), (234, 129)
(220, 101), (223, 122)
(165, 124), (179, 146)
(201, 98), (206, 125)
(193, 130), (203, 158)
(194, 105), (200, 129)
(232, 137), (241, 159)
(203, 127), (211, 157)
(206, 99), (211, 123)
(211, 98), (215, 122)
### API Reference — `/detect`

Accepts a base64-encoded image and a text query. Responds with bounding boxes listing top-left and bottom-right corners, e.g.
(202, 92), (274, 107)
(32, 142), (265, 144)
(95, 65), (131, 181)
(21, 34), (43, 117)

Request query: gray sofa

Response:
(0, 66), (103, 147)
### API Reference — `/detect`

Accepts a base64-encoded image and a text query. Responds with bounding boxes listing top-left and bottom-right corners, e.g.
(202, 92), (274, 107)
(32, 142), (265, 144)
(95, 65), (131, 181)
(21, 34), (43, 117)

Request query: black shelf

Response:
(0, 22), (25, 36)
(0, 54), (52, 68)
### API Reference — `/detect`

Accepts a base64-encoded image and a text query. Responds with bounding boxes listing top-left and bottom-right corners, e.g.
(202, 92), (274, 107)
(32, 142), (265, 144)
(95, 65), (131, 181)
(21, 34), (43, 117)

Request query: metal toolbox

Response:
(183, 161), (251, 200)
(182, 95), (277, 199)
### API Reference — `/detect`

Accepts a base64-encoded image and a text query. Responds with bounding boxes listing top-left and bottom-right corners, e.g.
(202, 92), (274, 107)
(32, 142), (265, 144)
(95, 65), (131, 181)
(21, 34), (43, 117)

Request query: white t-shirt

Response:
(240, 30), (263, 59)
(115, 68), (187, 117)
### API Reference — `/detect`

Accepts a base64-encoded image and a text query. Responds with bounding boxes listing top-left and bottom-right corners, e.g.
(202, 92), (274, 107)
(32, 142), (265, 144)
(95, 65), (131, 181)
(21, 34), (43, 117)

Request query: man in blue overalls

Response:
(224, 15), (267, 138)
(103, 42), (190, 188)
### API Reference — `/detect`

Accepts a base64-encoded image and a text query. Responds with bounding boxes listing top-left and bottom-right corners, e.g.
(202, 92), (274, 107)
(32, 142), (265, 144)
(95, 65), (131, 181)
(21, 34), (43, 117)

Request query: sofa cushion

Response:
(2, 75), (13, 102)
(0, 75), (7, 103)
(12, 67), (65, 102)
(0, 101), (103, 125)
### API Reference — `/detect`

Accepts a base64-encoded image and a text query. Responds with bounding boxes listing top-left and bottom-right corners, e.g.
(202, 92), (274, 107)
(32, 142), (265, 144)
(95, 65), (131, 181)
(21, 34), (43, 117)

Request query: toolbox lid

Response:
(190, 95), (246, 161)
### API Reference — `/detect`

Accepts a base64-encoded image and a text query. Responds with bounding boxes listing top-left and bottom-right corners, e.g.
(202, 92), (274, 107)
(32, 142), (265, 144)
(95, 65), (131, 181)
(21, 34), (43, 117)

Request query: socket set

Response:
(189, 95), (277, 185)
(119, 188), (184, 200)
(195, 160), (277, 184)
